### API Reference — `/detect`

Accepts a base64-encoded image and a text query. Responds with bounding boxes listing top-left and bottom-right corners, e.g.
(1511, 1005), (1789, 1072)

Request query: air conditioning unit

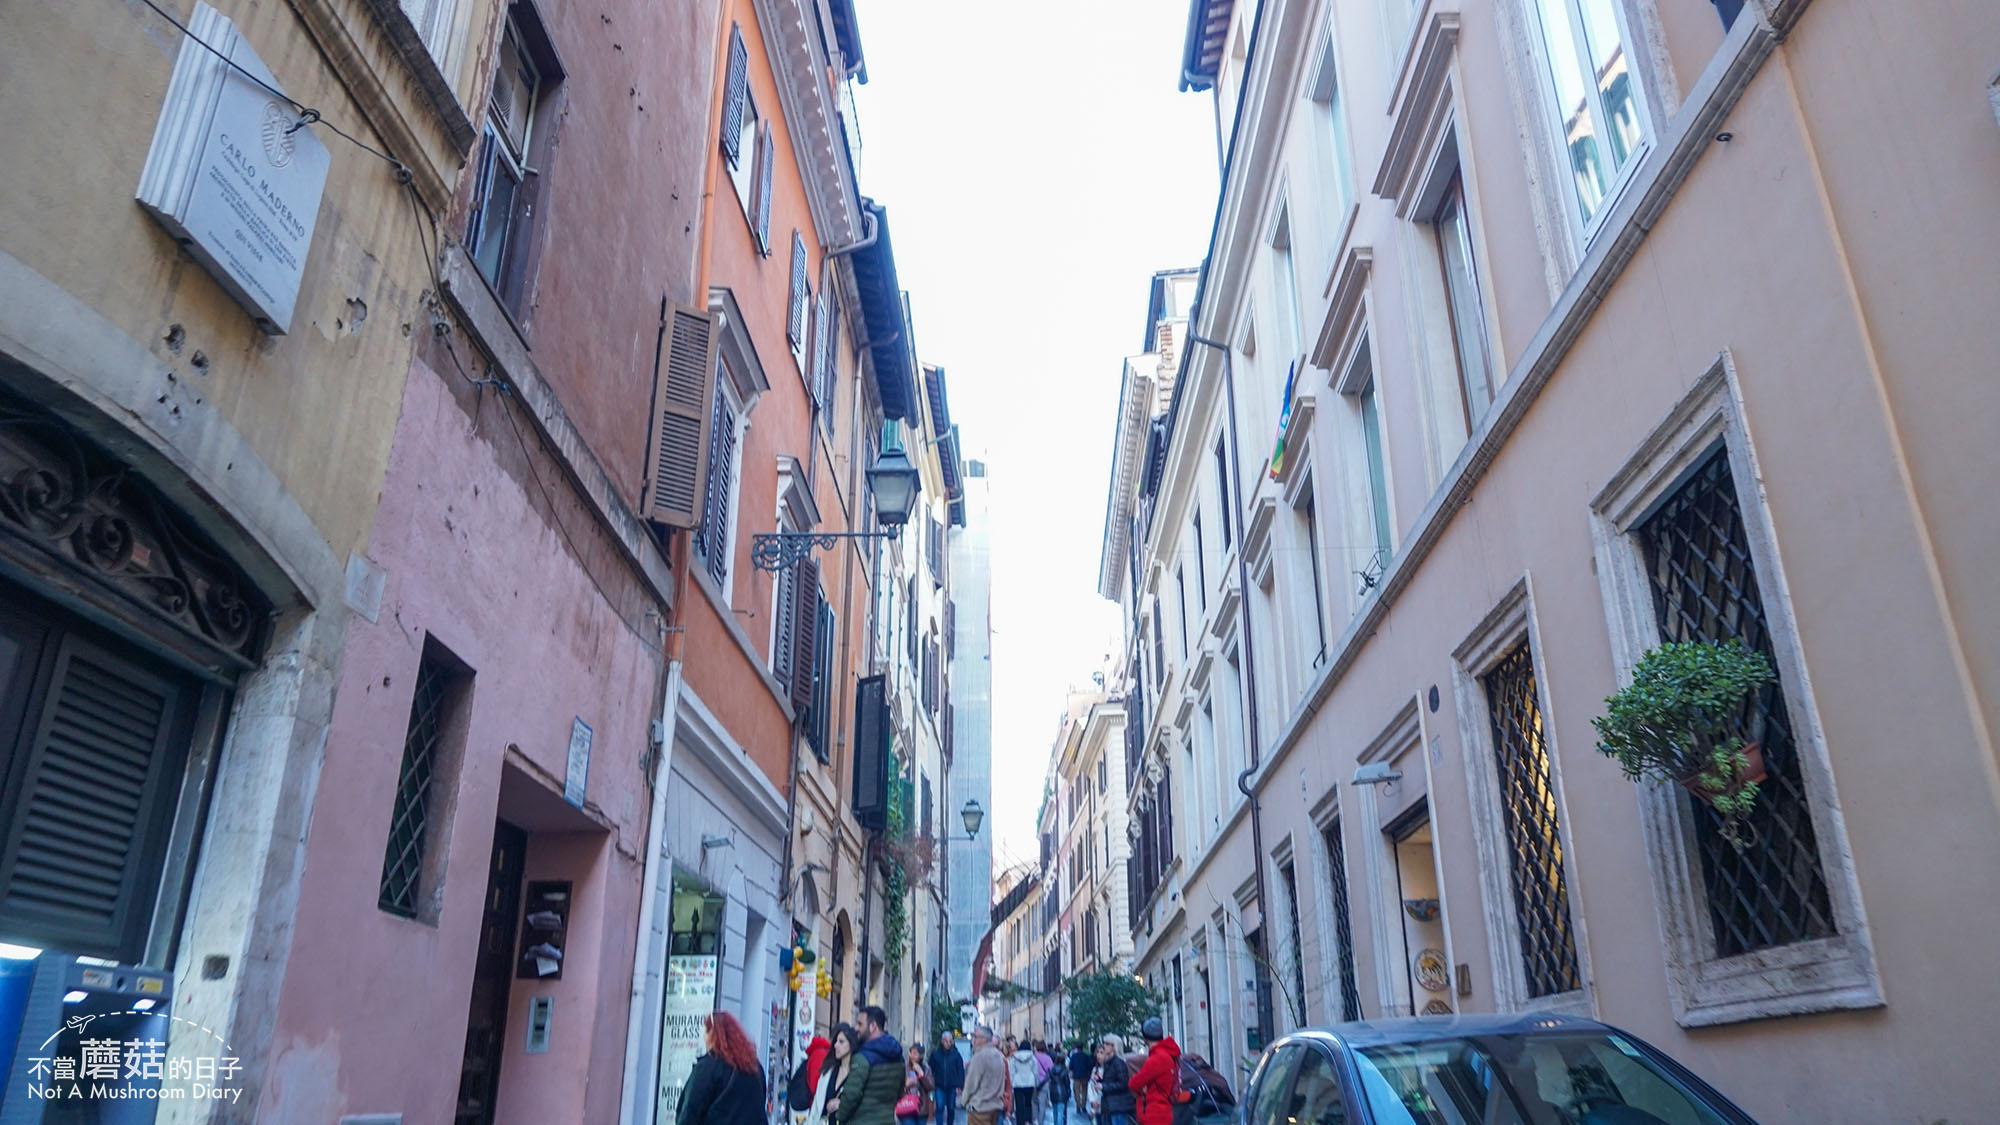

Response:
(1, 950), (176, 1123)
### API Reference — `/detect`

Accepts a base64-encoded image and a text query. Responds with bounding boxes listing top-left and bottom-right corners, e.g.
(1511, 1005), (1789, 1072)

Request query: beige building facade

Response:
(1106, 0), (2000, 1117)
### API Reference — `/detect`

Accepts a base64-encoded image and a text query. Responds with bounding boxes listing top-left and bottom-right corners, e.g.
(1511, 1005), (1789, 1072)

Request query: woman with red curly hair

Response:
(678, 1011), (768, 1125)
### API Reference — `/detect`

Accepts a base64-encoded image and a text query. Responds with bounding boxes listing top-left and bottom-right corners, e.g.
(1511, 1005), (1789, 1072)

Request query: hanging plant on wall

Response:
(882, 778), (913, 972)
(1592, 638), (1776, 849)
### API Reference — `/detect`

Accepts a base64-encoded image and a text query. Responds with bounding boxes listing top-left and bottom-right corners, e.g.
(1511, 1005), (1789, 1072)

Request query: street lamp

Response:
(751, 440), (923, 571)
(960, 799), (984, 840)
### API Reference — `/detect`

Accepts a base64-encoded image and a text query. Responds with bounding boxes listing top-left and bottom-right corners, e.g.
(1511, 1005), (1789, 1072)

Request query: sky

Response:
(851, 0), (1220, 871)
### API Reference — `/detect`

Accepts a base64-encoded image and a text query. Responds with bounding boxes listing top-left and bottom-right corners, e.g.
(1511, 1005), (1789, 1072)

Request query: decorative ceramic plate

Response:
(1415, 948), (1450, 992)
(1403, 898), (1441, 923)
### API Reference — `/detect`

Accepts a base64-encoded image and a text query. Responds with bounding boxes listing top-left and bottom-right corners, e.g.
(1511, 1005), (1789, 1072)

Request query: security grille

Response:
(1638, 447), (1834, 956)
(1483, 645), (1583, 997)
(379, 647), (455, 917)
(1320, 821), (1363, 1022)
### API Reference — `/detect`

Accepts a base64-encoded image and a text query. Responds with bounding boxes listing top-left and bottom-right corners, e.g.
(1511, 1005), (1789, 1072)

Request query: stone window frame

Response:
(1587, 353), (1882, 1027)
(1450, 577), (1595, 1017)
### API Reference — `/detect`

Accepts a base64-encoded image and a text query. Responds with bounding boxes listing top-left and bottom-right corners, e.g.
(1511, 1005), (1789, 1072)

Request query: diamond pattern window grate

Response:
(378, 651), (452, 917)
(1638, 448), (1835, 957)
(1483, 645), (1583, 997)
(1320, 821), (1363, 1022)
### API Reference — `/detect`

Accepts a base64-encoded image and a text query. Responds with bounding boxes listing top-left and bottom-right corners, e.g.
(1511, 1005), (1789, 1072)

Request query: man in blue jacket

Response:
(929, 1029), (968, 1125)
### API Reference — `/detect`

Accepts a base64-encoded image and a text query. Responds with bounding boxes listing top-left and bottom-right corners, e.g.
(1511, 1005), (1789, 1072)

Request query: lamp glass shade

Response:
(960, 798), (984, 839)
(865, 445), (923, 527)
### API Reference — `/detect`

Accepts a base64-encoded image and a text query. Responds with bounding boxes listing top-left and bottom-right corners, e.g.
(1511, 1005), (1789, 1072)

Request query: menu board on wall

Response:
(656, 955), (718, 1123)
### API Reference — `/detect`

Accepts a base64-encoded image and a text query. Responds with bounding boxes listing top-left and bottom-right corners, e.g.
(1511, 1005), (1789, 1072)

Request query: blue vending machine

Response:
(0, 952), (174, 1124)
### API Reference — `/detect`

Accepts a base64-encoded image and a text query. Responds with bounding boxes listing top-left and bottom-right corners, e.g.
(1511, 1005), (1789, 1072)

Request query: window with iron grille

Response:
(1482, 643), (1583, 997)
(379, 641), (468, 919)
(1279, 862), (1306, 1027)
(1638, 447), (1834, 957)
(1320, 820), (1362, 1022)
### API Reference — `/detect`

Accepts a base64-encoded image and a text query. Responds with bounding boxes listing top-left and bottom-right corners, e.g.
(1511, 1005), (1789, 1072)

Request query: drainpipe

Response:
(1185, 333), (1271, 1034)
(824, 203), (879, 260)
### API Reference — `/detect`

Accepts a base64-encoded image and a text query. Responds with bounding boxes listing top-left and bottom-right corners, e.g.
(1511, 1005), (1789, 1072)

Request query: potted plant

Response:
(1592, 639), (1776, 849)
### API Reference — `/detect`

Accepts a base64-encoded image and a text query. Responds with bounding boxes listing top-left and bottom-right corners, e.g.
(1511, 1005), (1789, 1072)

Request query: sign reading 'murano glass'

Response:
(136, 1), (329, 334)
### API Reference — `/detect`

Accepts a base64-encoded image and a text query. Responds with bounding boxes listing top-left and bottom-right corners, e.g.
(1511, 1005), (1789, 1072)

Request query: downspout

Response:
(824, 203), (879, 260)
(1186, 333), (1271, 1029)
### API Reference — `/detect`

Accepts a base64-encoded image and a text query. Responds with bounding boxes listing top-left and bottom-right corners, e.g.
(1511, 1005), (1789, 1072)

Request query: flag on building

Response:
(1269, 359), (1298, 478)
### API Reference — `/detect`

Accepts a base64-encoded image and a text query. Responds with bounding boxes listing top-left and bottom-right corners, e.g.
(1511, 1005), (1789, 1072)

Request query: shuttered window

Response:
(788, 233), (809, 355)
(697, 378), (739, 584)
(926, 516), (943, 586)
(806, 596), (834, 762)
(812, 290), (838, 415)
(0, 609), (199, 962)
(752, 124), (774, 254)
(643, 303), (719, 528)
(719, 25), (747, 167)
(786, 559), (820, 720)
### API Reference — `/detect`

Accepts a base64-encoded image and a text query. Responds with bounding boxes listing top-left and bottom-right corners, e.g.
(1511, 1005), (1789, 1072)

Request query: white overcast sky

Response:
(852, 0), (1220, 870)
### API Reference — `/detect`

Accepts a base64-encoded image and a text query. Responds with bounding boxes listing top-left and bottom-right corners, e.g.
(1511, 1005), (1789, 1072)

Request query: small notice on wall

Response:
(135, 1), (329, 334)
(565, 717), (592, 807)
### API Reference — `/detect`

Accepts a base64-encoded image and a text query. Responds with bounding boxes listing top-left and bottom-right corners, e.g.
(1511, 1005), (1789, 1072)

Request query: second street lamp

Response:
(751, 439), (923, 572)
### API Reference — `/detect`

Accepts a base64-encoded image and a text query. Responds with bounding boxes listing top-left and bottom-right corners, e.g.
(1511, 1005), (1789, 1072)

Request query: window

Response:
(1528, 0), (1649, 228)
(1152, 600), (1167, 684)
(1213, 439), (1233, 548)
(719, 25), (772, 251)
(1296, 484), (1328, 660)
(1484, 644), (1583, 997)
(1431, 171), (1495, 430)
(1341, 341), (1393, 567)
(806, 597), (834, 761)
(788, 232), (810, 359)
(1309, 32), (1356, 219)
(398, 0), (458, 64)
(1176, 567), (1190, 657)
(1320, 820), (1363, 1022)
(696, 372), (742, 586)
(468, 8), (557, 305)
(1284, 1048), (1349, 1125)
(811, 288), (839, 417)
(1638, 449), (1832, 957)
(1270, 209), (1303, 360)
(1192, 513), (1207, 609)
(1279, 862), (1306, 1029)
(379, 639), (469, 919)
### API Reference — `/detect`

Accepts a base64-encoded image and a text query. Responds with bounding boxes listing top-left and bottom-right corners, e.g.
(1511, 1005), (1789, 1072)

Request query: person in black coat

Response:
(1094, 1036), (1135, 1125)
(679, 1011), (769, 1125)
(929, 1030), (968, 1125)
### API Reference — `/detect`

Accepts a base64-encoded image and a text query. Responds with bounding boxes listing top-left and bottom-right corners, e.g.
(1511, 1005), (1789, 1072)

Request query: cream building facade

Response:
(1106, 0), (2000, 1117)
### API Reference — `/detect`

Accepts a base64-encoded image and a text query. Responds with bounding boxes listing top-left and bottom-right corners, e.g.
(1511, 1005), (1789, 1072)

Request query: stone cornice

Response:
(753, 0), (861, 248)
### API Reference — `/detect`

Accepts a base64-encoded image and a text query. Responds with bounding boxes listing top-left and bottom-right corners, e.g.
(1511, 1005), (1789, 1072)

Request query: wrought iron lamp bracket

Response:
(751, 529), (898, 571)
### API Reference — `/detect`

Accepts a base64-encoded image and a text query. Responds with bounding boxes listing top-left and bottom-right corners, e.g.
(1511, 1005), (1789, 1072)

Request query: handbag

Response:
(895, 1091), (923, 1118)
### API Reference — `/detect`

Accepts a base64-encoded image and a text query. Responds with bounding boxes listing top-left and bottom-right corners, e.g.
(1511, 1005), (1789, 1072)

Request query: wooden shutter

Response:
(788, 233), (808, 350)
(699, 391), (737, 580)
(753, 124), (774, 253)
(720, 25), (747, 165)
(810, 290), (833, 412)
(0, 634), (192, 959)
(852, 675), (889, 830)
(644, 303), (720, 527)
(771, 560), (796, 677)
(943, 599), (955, 661)
(788, 558), (820, 718)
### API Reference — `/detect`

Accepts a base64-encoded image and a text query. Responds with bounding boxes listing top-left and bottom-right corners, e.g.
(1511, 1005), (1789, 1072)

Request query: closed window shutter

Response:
(771, 560), (796, 678)
(699, 389), (737, 582)
(810, 290), (833, 412)
(789, 558), (820, 718)
(0, 635), (192, 959)
(644, 303), (720, 528)
(943, 599), (955, 661)
(810, 596), (834, 759)
(753, 124), (774, 253)
(720, 26), (747, 166)
(788, 233), (808, 350)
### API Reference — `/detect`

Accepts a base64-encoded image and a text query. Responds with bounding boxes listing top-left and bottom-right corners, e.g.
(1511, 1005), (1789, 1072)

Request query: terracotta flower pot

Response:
(1680, 741), (1765, 805)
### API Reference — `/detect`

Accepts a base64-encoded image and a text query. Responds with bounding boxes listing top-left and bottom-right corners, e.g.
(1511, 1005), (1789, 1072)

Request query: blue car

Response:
(1239, 1013), (1758, 1125)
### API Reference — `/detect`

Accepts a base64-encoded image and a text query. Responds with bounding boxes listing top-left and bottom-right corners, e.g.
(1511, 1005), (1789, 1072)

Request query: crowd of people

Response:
(674, 1007), (1228, 1125)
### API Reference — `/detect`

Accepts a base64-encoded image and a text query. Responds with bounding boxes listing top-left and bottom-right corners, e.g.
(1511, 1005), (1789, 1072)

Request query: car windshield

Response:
(1351, 1031), (1737, 1125)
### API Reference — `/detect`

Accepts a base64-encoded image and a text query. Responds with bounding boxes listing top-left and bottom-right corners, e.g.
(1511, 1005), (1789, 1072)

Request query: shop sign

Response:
(136, 1), (329, 334)
(656, 954), (718, 1123)
(565, 717), (592, 806)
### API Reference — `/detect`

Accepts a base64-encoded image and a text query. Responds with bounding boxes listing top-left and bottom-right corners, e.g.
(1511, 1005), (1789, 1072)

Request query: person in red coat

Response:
(1125, 1020), (1181, 1125)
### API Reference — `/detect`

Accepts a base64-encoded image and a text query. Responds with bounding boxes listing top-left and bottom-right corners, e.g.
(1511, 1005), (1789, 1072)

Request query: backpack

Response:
(787, 1059), (816, 1112)
(1168, 1061), (1196, 1125)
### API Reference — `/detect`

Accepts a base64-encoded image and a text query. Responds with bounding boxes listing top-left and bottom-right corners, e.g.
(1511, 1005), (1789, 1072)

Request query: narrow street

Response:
(0, 0), (1996, 1122)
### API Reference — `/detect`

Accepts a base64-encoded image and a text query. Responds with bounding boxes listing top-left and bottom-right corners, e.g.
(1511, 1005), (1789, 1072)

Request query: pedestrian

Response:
(1094, 1035), (1134, 1125)
(1126, 1020), (1182, 1125)
(1033, 1042), (1055, 1086)
(1041, 1046), (1071, 1125)
(835, 1006), (906, 1125)
(962, 1025), (1010, 1125)
(903, 1043), (937, 1125)
(929, 1030), (967, 1125)
(1065, 1042), (1092, 1121)
(809, 1025), (864, 1125)
(1007, 1036), (1040, 1125)
(676, 1011), (769, 1125)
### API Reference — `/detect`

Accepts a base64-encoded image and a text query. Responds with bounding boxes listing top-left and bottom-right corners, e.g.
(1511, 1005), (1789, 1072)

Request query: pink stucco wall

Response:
(258, 356), (659, 1124)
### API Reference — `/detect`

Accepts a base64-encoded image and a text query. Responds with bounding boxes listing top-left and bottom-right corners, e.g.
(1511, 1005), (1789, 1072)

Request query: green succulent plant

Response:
(1593, 639), (1775, 843)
